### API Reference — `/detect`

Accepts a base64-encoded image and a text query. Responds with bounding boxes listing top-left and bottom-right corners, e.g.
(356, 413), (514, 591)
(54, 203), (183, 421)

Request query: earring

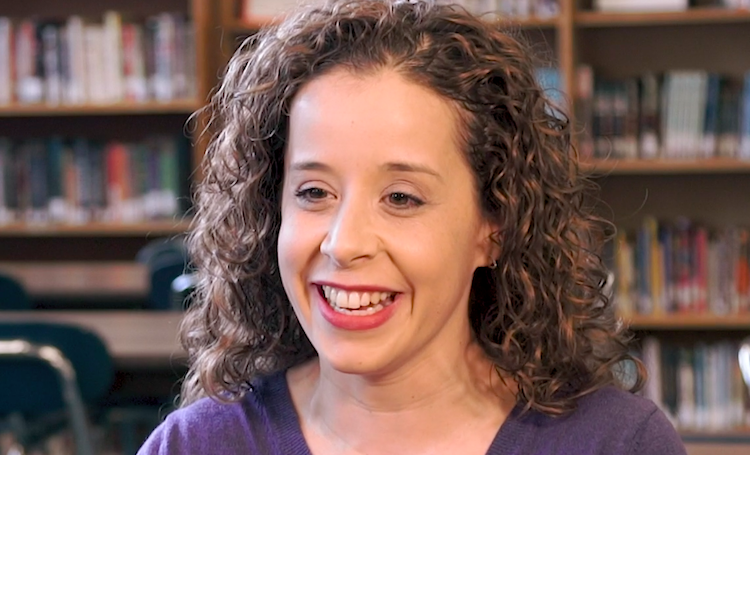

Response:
(488, 259), (497, 270)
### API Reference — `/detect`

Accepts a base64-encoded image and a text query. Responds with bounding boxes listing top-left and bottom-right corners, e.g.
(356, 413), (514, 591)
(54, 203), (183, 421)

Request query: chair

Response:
(0, 272), (32, 310)
(137, 237), (192, 310)
(148, 254), (189, 310)
(170, 271), (197, 310)
(0, 321), (114, 454)
(135, 237), (187, 267)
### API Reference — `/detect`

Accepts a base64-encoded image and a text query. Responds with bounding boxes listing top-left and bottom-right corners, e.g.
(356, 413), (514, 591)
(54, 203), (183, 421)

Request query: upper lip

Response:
(312, 281), (400, 294)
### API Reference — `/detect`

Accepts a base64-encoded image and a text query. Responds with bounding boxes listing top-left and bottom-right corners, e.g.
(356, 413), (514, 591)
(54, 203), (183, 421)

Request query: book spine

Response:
(41, 23), (62, 106)
(740, 70), (750, 160)
(639, 72), (660, 159)
(172, 14), (187, 100)
(16, 19), (42, 104)
(0, 138), (13, 222)
(0, 18), (12, 105)
(153, 13), (174, 102)
(102, 11), (124, 103)
(66, 16), (86, 104)
(701, 73), (720, 158)
(575, 64), (594, 161)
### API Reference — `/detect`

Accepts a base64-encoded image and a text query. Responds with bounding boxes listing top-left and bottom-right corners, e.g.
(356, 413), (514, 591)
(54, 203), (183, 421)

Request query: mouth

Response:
(317, 284), (398, 316)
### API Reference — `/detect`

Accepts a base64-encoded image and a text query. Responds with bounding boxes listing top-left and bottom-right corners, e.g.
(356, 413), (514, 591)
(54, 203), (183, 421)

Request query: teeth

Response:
(321, 286), (394, 310)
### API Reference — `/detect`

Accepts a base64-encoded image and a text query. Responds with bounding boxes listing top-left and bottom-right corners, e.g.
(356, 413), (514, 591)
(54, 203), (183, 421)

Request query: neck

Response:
(288, 343), (517, 454)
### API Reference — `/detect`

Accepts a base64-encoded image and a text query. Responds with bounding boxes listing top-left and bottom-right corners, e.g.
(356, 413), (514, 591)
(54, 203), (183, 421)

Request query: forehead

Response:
(285, 68), (466, 163)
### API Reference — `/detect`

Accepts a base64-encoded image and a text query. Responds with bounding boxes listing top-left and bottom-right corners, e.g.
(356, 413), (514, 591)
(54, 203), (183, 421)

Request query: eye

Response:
(294, 187), (331, 203)
(386, 192), (424, 209)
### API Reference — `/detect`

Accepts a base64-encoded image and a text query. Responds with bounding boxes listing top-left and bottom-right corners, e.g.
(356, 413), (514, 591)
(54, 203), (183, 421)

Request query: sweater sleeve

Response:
(137, 414), (179, 454)
(630, 407), (687, 455)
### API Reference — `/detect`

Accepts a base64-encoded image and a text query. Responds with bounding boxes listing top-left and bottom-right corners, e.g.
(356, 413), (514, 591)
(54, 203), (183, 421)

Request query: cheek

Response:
(277, 213), (301, 297)
(277, 208), (322, 298)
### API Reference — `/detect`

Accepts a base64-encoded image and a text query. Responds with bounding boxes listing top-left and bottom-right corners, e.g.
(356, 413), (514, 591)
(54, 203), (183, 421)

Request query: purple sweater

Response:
(138, 370), (687, 455)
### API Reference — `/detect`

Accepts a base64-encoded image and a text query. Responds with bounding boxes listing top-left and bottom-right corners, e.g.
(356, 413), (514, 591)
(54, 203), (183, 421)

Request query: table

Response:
(0, 261), (148, 304)
(0, 310), (186, 369)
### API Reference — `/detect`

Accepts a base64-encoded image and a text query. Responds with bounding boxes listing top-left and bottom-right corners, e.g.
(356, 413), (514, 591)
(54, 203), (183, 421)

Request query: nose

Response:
(320, 192), (378, 267)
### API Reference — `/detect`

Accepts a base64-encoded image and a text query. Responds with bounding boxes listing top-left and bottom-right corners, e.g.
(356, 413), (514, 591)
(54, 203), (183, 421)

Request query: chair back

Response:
(0, 273), (32, 310)
(0, 321), (113, 416)
(136, 237), (187, 266)
(170, 272), (197, 310)
(148, 254), (188, 310)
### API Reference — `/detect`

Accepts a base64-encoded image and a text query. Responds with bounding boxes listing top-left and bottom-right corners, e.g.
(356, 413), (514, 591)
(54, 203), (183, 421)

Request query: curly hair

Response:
(180, 0), (644, 414)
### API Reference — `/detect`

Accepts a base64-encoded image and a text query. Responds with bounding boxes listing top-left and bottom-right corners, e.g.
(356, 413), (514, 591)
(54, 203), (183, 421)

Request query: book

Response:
(0, 18), (11, 105)
(575, 64), (594, 160)
(594, 0), (688, 11)
(739, 70), (750, 160)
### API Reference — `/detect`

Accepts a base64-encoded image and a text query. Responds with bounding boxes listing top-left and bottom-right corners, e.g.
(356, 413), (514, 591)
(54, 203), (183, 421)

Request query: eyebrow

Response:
(289, 161), (443, 181)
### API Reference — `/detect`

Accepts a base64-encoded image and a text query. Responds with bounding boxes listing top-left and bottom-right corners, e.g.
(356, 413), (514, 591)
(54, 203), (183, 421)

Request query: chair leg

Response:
(0, 341), (95, 454)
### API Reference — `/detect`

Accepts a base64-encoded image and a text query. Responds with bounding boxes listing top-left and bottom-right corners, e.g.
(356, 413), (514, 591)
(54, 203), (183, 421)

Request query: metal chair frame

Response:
(0, 339), (94, 454)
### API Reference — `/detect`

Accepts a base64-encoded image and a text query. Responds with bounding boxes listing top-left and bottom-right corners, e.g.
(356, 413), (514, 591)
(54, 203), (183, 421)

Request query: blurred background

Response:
(1, 0), (749, 454)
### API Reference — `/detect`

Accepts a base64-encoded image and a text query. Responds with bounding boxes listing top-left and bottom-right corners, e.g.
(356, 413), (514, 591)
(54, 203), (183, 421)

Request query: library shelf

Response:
(621, 313), (750, 331)
(575, 7), (750, 28)
(0, 100), (203, 118)
(0, 220), (192, 237)
(680, 428), (750, 443)
(585, 158), (750, 176)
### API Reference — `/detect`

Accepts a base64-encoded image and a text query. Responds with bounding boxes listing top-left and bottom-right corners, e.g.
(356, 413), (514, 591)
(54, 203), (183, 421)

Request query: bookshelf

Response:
(0, 0), (218, 260)
(0, 220), (190, 237)
(576, 5), (750, 26)
(0, 100), (201, 117)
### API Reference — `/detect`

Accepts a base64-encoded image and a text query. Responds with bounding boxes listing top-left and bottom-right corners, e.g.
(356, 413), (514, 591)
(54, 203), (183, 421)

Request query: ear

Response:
(475, 220), (500, 269)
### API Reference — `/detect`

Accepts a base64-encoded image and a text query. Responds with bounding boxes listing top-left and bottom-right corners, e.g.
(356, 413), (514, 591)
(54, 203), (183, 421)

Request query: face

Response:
(278, 68), (494, 377)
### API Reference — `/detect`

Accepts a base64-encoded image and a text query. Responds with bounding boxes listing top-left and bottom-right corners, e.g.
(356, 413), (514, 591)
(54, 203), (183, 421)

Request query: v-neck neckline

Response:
(262, 370), (525, 455)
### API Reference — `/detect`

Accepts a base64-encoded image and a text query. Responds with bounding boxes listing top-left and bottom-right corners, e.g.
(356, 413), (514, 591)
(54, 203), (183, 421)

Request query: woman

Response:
(139, 0), (685, 454)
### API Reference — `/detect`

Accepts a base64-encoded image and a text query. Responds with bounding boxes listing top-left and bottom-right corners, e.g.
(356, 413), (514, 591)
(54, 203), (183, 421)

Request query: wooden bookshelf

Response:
(0, 220), (191, 237)
(622, 313), (750, 331)
(0, 100), (202, 117)
(576, 7), (750, 28)
(587, 158), (750, 175)
(0, 0), (215, 260)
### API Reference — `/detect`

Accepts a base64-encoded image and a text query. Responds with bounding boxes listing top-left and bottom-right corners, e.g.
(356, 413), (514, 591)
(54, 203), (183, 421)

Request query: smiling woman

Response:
(138, 0), (686, 455)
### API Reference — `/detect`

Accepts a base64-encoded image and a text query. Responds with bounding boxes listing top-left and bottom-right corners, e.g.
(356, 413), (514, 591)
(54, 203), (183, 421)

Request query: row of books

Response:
(0, 136), (191, 225)
(594, 0), (748, 12)
(434, 0), (560, 17)
(639, 337), (748, 432)
(0, 12), (197, 107)
(576, 67), (750, 161)
(613, 217), (750, 316)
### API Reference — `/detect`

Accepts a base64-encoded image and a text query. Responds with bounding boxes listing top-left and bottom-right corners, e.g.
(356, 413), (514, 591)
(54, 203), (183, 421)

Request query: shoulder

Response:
(574, 387), (686, 454)
(502, 386), (686, 455)
(137, 371), (304, 455)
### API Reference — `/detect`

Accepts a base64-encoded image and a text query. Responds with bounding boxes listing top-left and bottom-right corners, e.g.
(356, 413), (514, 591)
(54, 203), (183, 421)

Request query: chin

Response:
(315, 346), (395, 378)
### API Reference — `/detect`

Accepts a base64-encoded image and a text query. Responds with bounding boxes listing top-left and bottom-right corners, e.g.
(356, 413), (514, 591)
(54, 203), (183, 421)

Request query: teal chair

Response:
(136, 237), (187, 267)
(0, 273), (32, 310)
(136, 238), (191, 310)
(147, 254), (190, 310)
(0, 321), (114, 454)
(170, 271), (197, 310)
